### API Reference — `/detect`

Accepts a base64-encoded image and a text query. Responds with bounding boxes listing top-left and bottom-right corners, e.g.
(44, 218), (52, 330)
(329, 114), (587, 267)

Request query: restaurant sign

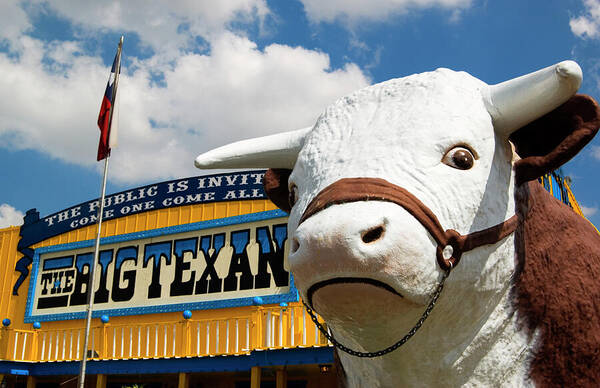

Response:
(25, 210), (296, 322)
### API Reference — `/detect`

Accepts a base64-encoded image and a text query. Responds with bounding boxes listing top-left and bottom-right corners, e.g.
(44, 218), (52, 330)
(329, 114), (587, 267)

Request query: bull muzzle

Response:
(296, 177), (518, 271)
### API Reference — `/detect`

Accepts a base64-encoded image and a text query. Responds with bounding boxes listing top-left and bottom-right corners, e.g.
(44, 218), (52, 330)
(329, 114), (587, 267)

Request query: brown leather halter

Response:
(299, 177), (518, 271)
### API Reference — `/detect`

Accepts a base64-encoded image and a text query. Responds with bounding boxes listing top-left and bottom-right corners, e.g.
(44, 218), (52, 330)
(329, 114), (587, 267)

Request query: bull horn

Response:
(194, 127), (311, 169)
(484, 60), (582, 136)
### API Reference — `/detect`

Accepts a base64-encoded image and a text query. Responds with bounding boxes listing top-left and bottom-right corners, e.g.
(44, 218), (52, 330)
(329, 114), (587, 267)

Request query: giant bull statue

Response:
(195, 61), (600, 387)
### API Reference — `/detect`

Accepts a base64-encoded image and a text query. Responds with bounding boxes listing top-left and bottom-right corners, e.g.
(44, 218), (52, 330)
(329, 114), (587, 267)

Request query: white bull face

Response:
(286, 69), (516, 328)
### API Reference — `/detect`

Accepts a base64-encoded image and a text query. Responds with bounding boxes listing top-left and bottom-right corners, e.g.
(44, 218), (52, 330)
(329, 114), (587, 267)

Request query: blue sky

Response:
(1, 0), (599, 228)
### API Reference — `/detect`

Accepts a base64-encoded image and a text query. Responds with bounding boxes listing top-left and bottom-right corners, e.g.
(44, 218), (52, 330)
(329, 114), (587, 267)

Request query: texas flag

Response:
(97, 40), (122, 161)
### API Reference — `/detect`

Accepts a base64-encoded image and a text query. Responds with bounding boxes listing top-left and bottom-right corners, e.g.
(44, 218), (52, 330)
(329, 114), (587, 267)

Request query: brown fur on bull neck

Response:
(513, 181), (600, 386)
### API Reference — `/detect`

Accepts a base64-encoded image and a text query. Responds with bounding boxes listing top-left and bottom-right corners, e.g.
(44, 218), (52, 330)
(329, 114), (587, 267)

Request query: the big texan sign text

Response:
(26, 215), (294, 322)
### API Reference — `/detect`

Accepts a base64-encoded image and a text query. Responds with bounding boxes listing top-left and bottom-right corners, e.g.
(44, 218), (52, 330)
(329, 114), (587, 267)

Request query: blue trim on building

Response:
(0, 348), (333, 376)
(25, 210), (298, 323)
(42, 256), (74, 270)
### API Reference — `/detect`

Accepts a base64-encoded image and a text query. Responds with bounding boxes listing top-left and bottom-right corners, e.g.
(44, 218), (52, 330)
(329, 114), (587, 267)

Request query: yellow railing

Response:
(0, 302), (331, 362)
(542, 173), (599, 234)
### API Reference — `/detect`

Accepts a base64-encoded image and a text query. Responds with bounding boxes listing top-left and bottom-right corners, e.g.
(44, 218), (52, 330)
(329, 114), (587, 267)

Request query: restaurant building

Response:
(0, 170), (592, 387)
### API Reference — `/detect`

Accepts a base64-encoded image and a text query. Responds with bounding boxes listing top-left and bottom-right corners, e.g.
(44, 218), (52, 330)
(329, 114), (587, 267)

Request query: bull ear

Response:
(263, 169), (293, 213)
(509, 94), (600, 185)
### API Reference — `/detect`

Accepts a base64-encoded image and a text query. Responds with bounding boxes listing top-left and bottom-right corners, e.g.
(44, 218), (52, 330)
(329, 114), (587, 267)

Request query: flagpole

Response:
(77, 36), (123, 388)
(77, 154), (109, 388)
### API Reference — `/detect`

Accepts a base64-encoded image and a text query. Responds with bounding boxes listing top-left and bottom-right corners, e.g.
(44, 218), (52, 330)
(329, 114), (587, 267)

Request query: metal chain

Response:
(303, 269), (450, 358)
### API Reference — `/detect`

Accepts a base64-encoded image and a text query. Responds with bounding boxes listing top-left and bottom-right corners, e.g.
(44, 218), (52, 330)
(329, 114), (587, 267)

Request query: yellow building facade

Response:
(0, 170), (592, 388)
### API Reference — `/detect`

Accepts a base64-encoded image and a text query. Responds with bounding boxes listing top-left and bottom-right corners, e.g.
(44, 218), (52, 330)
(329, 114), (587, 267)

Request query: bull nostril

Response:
(361, 225), (385, 244)
(291, 237), (300, 253)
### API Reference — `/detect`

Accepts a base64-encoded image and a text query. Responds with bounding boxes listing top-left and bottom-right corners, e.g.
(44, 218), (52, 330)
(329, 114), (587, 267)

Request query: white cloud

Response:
(0, 8), (370, 184)
(448, 9), (465, 24)
(592, 145), (600, 160)
(110, 32), (369, 182)
(570, 0), (600, 39)
(0, 0), (31, 46)
(31, 0), (271, 57)
(0, 36), (108, 164)
(0, 204), (24, 228)
(581, 205), (598, 217)
(299, 0), (472, 24)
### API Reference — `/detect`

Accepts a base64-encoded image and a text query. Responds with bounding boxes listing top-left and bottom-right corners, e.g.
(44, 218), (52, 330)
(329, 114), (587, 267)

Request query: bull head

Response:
(194, 61), (599, 387)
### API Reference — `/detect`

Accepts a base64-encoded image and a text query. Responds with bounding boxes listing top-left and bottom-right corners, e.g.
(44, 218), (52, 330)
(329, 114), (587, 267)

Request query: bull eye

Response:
(443, 146), (475, 170)
(288, 184), (299, 208)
